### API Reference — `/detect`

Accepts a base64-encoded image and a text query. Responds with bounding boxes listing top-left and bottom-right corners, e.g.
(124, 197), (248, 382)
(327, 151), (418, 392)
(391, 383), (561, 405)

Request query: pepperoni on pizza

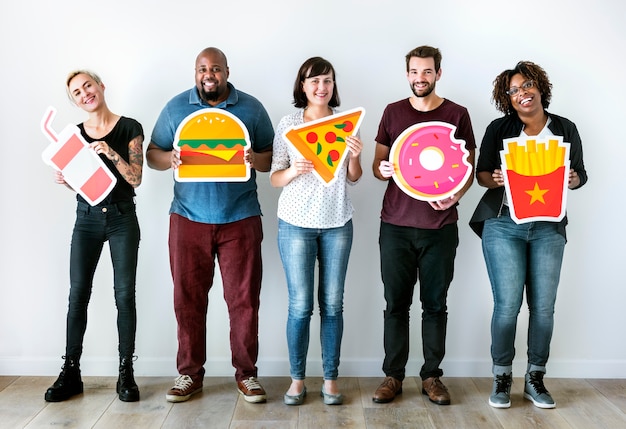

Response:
(283, 107), (365, 185)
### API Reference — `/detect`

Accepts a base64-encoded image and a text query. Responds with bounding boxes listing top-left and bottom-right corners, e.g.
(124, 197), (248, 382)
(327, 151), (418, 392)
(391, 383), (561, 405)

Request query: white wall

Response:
(1, 0), (624, 379)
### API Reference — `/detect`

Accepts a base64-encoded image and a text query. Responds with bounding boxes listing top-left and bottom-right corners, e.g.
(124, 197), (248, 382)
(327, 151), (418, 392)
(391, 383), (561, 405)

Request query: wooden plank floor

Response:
(1, 376), (625, 428)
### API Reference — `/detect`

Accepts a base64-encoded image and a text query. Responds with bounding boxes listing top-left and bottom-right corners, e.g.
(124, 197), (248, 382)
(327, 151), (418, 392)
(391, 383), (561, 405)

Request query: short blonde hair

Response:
(65, 69), (102, 101)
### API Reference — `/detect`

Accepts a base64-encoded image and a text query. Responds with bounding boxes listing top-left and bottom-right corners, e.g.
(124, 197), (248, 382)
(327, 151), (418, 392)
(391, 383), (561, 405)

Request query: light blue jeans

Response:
(482, 207), (565, 371)
(278, 219), (353, 380)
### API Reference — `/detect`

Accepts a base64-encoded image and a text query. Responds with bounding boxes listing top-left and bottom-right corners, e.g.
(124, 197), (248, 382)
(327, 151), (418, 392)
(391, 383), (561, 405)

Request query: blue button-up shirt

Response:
(151, 83), (274, 224)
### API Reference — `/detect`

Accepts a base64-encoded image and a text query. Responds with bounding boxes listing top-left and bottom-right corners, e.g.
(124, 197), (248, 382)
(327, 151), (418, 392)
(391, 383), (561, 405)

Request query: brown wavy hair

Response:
(492, 61), (552, 115)
(405, 46), (442, 73)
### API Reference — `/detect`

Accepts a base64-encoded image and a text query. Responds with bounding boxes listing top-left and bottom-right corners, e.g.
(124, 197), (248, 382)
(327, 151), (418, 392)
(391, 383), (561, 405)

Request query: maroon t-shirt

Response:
(376, 98), (476, 229)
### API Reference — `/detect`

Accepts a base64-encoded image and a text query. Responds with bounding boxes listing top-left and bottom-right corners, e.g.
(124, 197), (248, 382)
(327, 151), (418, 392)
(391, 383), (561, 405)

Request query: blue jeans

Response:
(278, 219), (353, 380)
(379, 221), (458, 381)
(66, 201), (140, 358)
(482, 207), (565, 371)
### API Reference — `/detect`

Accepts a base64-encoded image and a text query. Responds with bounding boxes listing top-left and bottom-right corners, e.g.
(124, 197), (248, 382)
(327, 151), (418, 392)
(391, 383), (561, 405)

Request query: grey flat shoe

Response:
(284, 387), (306, 405)
(321, 386), (343, 405)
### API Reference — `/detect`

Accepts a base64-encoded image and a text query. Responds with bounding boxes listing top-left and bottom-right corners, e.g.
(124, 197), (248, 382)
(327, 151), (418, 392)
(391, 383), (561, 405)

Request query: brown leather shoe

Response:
(422, 377), (450, 405)
(372, 376), (402, 403)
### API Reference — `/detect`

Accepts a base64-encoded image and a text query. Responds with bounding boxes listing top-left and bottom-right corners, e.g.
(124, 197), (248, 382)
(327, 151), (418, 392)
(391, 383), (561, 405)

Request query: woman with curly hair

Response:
(470, 61), (587, 409)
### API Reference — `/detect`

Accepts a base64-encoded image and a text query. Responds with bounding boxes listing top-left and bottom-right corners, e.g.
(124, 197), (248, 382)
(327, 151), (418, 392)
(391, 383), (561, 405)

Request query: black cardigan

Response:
(469, 111), (587, 239)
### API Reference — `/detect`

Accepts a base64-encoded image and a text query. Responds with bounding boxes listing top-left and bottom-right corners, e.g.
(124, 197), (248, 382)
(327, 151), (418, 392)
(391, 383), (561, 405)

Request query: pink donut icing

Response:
(390, 121), (472, 201)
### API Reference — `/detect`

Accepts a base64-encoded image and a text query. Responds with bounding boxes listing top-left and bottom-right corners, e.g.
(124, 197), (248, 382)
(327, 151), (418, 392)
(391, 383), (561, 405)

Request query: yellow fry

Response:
(506, 142), (518, 171)
(516, 144), (528, 175)
(557, 146), (566, 168)
(546, 139), (558, 173)
(528, 151), (538, 175)
(536, 142), (546, 175)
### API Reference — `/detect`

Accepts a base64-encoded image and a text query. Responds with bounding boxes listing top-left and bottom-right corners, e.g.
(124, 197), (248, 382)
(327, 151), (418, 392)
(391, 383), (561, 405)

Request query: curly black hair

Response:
(492, 61), (552, 115)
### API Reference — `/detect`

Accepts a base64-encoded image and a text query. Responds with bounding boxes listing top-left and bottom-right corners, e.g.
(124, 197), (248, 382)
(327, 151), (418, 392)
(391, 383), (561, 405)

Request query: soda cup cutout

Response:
(41, 107), (117, 206)
(500, 136), (571, 224)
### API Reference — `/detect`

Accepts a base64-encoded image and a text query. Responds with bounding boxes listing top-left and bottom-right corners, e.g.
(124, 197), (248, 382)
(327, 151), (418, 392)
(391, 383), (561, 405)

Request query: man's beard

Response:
(411, 81), (435, 98)
(199, 79), (224, 103)
(202, 88), (221, 102)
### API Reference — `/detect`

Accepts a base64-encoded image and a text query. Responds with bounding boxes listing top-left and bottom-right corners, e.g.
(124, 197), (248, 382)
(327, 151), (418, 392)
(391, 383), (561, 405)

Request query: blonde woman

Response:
(45, 70), (143, 403)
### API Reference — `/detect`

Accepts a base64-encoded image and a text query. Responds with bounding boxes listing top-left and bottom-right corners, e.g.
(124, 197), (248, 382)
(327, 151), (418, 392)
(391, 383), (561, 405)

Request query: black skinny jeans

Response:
(65, 201), (140, 358)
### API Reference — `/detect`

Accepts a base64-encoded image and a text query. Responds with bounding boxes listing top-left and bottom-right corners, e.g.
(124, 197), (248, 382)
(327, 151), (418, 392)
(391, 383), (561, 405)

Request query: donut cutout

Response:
(389, 121), (472, 201)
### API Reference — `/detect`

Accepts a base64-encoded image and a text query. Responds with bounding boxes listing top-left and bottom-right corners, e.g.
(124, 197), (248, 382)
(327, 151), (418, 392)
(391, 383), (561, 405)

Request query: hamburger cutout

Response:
(174, 108), (251, 182)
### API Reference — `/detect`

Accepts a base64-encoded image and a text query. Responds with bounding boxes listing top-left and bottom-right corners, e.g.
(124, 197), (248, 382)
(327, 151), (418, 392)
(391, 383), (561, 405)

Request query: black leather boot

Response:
(117, 356), (140, 402)
(44, 356), (83, 402)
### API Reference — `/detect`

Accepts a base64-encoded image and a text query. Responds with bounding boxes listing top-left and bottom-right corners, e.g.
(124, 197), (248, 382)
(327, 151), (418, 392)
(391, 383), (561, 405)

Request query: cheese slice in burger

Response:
(174, 108), (251, 182)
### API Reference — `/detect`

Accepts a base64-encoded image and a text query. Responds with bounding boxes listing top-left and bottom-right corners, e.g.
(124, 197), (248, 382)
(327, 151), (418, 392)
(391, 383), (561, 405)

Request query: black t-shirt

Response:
(77, 117), (143, 205)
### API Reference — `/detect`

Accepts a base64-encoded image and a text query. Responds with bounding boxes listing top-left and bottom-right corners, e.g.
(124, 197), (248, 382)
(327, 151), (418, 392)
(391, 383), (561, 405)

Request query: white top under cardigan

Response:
(270, 109), (359, 229)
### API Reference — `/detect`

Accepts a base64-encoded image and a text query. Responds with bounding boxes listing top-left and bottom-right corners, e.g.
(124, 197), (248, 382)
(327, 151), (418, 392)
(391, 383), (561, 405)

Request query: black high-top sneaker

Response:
(44, 356), (83, 402)
(117, 356), (140, 402)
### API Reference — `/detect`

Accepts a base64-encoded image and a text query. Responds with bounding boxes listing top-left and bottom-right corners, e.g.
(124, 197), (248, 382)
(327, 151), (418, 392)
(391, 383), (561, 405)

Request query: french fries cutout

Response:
(41, 106), (117, 206)
(500, 136), (571, 224)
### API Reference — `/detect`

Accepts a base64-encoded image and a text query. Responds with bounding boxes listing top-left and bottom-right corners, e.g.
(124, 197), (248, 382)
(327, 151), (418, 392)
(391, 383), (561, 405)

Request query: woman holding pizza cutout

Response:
(270, 57), (363, 405)
(45, 70), (144, 403)
(470, 61), (587, 409)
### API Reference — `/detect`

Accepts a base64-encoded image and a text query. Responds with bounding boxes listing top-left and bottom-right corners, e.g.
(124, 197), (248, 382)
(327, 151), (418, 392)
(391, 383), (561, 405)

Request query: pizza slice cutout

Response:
(283, 107), (365, 185)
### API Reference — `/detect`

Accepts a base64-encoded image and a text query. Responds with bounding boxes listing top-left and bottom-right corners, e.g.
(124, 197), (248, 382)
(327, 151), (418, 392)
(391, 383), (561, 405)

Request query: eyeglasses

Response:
(506, 80), (534, 96)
